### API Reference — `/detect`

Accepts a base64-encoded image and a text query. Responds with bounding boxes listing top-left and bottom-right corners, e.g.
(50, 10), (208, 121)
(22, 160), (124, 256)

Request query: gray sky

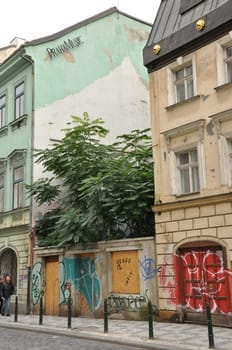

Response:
(0, 0), (160, 48)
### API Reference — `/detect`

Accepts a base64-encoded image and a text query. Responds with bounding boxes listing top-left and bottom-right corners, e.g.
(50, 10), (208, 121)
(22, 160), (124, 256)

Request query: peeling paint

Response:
(207, 120), (214, 136)
(63, 51), (76, 63)
(124, 24), (149, 41)
(201, 94), (209, 102)
(104, 48), (113, 66)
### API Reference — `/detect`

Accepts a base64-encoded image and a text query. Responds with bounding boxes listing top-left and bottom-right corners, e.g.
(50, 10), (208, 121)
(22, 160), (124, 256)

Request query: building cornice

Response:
(144, 1), (232, 72)
(153, 192), (232, 213)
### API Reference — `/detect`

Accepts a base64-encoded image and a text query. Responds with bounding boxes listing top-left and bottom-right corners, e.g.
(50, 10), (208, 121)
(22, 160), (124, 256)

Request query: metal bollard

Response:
(14, 295), (18, 322)
(148, 300), (154, 339)
(104, 299), (108, 333)
(39, 296), (43, 325)
(67, 297), (72, 329)
(206, 302), (215, 348)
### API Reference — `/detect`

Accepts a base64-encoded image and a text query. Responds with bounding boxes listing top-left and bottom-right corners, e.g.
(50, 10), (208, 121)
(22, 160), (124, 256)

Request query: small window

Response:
(177, 149), (200, 194)
(13, 166), (24, 209)
(15, 82), (25, 119)
(0, 94), (6, 128)
(0, 172), (4, 212)
(180, 0), (204, 14)
(225, 46), (232, 83)
(174, 65), (194, 103)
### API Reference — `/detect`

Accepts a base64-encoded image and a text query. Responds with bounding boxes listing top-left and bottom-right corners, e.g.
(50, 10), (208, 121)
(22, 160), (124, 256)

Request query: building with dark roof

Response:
(143, 0), (232, 326)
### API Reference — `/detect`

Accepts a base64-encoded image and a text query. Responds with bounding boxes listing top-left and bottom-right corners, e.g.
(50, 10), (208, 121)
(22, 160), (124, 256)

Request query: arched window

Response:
(0, 248), (17, 286)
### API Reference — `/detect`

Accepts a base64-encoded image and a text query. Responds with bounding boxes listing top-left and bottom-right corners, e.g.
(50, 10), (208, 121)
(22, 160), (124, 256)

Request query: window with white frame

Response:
(226, 137), (232, 184)
(13, 165), (24, 209)
(0, 172), (4, 212)
(225, 45), (232, 83)
(174, 65), (194, 103)
(15, 82), (24, 119)
(176, 149), (200, 194)
(0, 94), (6, 128)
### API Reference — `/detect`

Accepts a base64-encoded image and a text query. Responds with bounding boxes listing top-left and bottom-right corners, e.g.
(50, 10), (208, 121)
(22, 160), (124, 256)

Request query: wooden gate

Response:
(45, 256), (59, 315)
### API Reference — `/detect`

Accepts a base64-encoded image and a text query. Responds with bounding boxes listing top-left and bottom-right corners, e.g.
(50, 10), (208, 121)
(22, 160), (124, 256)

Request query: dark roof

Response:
(143, 0), (232, 72)
(26, 7), (151, 47)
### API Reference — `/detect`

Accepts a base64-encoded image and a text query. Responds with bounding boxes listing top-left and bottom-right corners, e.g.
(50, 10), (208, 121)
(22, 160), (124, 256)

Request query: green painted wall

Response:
(0, 62), (33, 210)
(25, 12), (151, 109)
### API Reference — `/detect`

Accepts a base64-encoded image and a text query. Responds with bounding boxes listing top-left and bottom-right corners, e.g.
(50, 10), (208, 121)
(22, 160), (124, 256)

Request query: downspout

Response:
(21, 50), (35, 314)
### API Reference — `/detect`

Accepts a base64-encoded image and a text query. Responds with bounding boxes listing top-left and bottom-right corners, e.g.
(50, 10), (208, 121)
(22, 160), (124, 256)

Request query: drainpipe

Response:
(21, 50), (35, 314)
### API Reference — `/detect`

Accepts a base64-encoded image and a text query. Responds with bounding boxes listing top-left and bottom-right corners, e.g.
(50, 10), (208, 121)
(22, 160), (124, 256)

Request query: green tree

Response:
(27, 113), (154, 246)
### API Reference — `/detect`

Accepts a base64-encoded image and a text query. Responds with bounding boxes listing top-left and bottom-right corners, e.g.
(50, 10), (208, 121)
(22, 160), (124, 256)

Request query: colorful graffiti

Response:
(159, 249), (232, 314)
(31, 262), (42, 305)
(64, 256), (101, 312)
(59, 261), (66, 304)
(139, 256), (161, 280)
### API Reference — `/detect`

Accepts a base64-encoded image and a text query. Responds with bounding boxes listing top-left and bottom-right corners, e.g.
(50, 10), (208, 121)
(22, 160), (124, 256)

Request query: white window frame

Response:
(163, 120), (205, 196)
(174, 65), (194, 103)
(167, 55), (197, 106)
(13, 165), (24, 209)
(210, 109), (232, 187)
(0, 93), (6, 128)
(8, 150), (26, 210)
(14, 81), (25, 120)
(216, 33), (232, 86)
(225, 45), (232, 83)
(0, 171), (4, 212)
(176, 148), (200, 195)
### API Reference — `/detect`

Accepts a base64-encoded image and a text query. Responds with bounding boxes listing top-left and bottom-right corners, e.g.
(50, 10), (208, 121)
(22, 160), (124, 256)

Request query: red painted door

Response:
(179, 247), (231, 314)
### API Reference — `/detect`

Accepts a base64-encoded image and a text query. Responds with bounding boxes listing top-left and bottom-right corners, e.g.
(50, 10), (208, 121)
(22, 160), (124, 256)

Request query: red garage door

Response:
(179, 247), (231, 314)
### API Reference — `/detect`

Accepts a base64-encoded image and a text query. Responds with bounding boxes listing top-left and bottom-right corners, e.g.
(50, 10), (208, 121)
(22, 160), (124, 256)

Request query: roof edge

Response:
(26, 7), (151, 47)
(143, 1), (232, 72)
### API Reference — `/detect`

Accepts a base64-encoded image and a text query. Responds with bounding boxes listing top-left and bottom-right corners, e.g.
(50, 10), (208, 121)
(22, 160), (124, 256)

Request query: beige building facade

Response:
(144, 0), (232, 326)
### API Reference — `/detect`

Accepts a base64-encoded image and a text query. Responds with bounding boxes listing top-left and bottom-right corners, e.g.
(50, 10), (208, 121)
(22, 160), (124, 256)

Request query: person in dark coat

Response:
(2, 274), (15, 316)
(0, 277), (3, 314)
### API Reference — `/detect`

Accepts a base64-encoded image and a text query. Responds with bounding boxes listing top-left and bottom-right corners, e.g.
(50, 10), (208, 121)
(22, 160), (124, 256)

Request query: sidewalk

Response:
(0, 313), (231, 350)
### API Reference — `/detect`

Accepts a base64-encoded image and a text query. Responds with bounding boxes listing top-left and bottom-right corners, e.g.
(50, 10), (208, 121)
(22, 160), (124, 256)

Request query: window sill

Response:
(9, 114), (28, 131)
(165, 95), (200, 111)
(214, 82), (232, 92)
(175, 191), (200, 198)
(0, 126), (8, 137)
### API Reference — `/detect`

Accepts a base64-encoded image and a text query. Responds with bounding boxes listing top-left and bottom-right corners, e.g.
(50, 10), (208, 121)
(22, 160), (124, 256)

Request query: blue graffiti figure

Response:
(139, 256), (159, 280)
(64, 256), (101, 312)
(76, 257), (101, 312)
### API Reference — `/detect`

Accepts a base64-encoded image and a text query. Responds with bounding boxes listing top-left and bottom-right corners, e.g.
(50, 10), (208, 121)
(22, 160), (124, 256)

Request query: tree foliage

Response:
(27, 113), (154, 247)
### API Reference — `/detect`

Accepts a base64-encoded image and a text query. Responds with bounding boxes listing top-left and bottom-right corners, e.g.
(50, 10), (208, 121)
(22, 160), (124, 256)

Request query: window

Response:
(13, 166), (24, 209)
(174, 65), (194, 103)
(180, 0), (204, 14)
(0, 172), (4, 212)
(226, 137), (232, 185)
(177, 149), (200, 194)
(225, 46), (232, 83)
(0, 94), (6, 128)
(15, 82), (24, 119)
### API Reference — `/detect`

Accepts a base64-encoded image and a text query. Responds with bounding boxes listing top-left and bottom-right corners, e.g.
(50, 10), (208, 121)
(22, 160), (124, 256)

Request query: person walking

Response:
(0, 277), (3, 314)
(2, 274), (15, 316)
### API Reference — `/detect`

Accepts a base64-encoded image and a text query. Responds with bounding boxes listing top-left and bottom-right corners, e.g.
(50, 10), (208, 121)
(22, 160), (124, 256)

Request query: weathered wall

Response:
(33, 237), (157, 319)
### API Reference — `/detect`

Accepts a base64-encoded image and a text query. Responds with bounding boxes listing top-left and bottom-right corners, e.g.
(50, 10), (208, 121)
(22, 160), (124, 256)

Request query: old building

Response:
(144, 0), (232, 326)
(0, 7), (153, 315)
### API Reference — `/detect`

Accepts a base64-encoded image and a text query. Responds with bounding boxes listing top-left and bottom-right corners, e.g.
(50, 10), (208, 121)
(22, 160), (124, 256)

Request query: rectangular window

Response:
(177, 149), (200, 194)
(227, 138), (232, 183)
(174, 65), (194, 103)
(0, 173), (4, 212)
(13, 166), (24, 209)
(15, 82), (24, 119)
(225, 46), (232, 83)
(0, 94), (6, 128)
